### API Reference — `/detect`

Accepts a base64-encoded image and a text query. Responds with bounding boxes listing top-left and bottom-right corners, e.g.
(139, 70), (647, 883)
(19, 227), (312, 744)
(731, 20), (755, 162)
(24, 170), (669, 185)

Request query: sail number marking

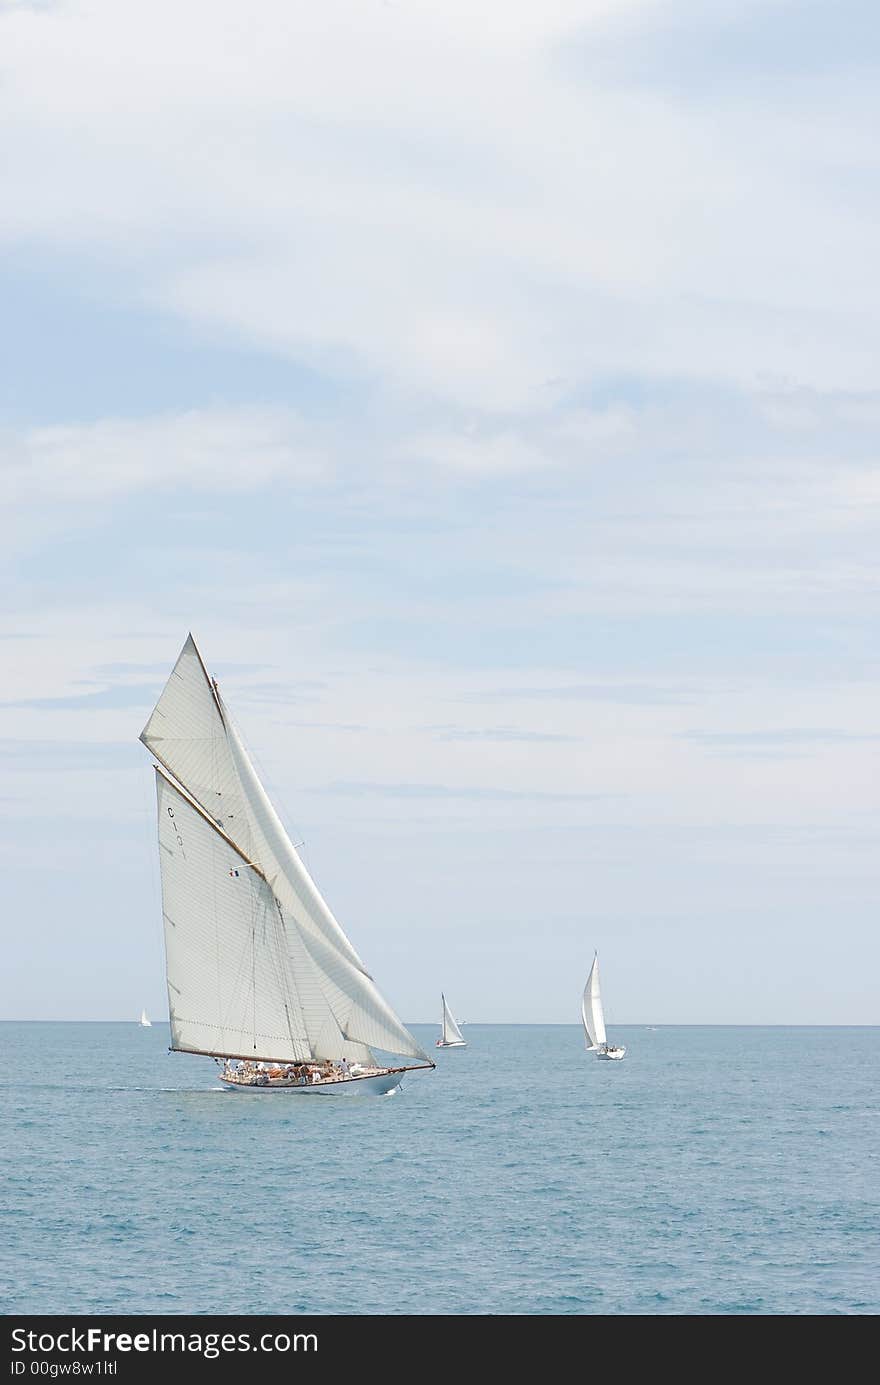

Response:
(166, 805), (186, 851)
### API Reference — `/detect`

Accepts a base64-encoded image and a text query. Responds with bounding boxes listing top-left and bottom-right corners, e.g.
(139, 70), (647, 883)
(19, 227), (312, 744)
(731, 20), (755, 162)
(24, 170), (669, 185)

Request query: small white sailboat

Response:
(436, 993), (467, 1049)
(140, 634), (435, 1097)
(139, 1009), (152, 1028)
(582, 953), (626, 1061)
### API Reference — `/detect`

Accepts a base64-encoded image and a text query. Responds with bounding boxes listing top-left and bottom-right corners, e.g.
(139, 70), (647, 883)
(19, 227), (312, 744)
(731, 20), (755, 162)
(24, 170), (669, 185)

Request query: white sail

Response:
(142, 635), (427, 1063)
(139, 1009), (152, 1028)
(581, 954), (606, 1050)
(140, 635), (251, 846)
(441, 994), (465, 1045)
(156, 769), (314, 1063)
(223, 711), (428, 1059)
(140, 635), (361, 965)
(223, 713), (366, 971)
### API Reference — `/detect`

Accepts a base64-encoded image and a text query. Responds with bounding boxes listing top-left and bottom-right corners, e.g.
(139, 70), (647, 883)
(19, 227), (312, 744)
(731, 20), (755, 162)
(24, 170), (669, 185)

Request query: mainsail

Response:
(581, 954), (606, 1051)
(142, 634), (428, 1065)
(441, 994), (465, 1045)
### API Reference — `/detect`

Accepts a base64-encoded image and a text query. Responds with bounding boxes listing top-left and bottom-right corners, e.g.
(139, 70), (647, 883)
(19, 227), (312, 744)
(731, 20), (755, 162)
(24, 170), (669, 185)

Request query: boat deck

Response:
(220, 1065), (403, 1089)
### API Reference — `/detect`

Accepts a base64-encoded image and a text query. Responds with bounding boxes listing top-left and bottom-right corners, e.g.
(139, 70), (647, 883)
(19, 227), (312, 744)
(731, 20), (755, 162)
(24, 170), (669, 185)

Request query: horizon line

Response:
(1, 1020), (877, 1029)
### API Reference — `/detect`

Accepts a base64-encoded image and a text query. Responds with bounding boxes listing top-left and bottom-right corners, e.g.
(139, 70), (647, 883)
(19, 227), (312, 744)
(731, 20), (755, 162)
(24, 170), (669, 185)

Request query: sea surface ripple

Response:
(1, 1023), (876, 1315)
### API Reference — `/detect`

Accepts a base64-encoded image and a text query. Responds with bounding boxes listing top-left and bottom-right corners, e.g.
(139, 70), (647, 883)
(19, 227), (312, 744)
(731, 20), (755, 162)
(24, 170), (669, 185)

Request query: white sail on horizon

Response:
(142, 634), (428, 1065)
(440, 993), (465, 1045)
(581, 954), (607, 1050)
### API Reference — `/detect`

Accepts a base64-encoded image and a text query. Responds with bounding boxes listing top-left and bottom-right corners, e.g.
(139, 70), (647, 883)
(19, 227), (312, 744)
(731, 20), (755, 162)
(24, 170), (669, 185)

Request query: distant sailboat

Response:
(581, 954), (625, 1061)
(140, 634), (434, 1096)
(139, 1009), (152, 1028)
(436, 993), (467, 1049)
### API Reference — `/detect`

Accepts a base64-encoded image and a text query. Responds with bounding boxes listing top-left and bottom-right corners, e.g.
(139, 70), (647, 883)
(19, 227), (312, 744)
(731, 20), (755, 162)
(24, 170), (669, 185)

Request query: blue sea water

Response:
(0, 1023), (876, 1316)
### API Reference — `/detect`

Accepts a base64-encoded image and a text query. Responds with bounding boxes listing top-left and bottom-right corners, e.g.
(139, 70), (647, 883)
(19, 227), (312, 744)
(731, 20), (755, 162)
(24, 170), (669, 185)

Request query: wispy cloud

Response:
(284, 721), (369, 734)
(3, 0), (878, 407)
(4, 407), (329, 508)
(424, 723), (580, 743)
(320, 780), (609, 802)
(0, 739), (135, 771)
(682, 727), (880, 750)
(476, 683), (699, 705)
(89, 660), (271, 678)
(566, 0), (878, 93)
(0, 684), (160, 712)
(234, 681), (328, 705)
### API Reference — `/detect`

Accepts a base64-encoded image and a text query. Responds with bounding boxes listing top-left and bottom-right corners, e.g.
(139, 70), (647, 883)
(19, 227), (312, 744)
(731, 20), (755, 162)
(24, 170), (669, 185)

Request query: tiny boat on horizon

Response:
(435, 993), (467, 1049)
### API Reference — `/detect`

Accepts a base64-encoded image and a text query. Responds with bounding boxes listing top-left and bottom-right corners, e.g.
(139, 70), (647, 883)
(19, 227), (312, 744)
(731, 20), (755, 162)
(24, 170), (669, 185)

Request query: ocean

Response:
(1, 1023), (876, 1315)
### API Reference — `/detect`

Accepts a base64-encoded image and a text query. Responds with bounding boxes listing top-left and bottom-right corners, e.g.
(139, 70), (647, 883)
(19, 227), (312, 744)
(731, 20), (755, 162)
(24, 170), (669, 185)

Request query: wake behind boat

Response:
(140, 634), (434, 1097)
(436, 993), (467, 1049)
(582, 953), (626, 1061)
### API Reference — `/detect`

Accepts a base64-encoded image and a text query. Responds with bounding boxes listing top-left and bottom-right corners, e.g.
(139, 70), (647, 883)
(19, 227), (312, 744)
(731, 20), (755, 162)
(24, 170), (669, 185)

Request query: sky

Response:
(2, 0), (878, 1025)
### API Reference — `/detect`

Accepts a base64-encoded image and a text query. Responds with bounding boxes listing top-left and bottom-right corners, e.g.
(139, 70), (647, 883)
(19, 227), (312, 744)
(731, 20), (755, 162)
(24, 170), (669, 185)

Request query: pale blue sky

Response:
(2, 0), (878, 1024)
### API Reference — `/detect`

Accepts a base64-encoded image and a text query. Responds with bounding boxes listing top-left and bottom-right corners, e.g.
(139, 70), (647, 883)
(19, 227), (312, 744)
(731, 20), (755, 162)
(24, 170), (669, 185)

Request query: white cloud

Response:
(4, 406), (328, 506)
(2, 2), (879, 1022)
(2, 1), (878, 409)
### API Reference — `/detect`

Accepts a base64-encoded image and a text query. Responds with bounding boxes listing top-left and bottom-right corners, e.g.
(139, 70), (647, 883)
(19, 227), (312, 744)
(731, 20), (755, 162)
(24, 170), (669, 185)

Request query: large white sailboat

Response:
(581, 953), (626, 1061)
(436, 993), (467, 1049)
(140, 634), (434, 1096)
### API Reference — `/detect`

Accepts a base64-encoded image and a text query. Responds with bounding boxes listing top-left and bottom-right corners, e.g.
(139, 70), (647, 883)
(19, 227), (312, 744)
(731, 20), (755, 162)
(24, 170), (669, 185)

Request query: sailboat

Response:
(140, 634), (435, 1096)
(139, 1009), (152, 1028)
(581, 953), (626, 1061)
(436, 993), (467, 1049)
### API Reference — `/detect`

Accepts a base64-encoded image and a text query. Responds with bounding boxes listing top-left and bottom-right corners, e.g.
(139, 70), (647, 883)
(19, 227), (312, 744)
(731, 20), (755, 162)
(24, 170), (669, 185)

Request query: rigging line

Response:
(282, 900), (349, 1034)
(251, 875), (258, 1053)
(273, 897), (311, 1060)
(220, 868), (253, 1053)
(187, 632), (224, 723)
(225, 911), (255, 1055)
(210, 782), (222, 1048)
(279, 902), (331, 1059)
(153, 762), (268, 881)
(226, 698), (311, 859)
(140, 750), (164, 1012)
